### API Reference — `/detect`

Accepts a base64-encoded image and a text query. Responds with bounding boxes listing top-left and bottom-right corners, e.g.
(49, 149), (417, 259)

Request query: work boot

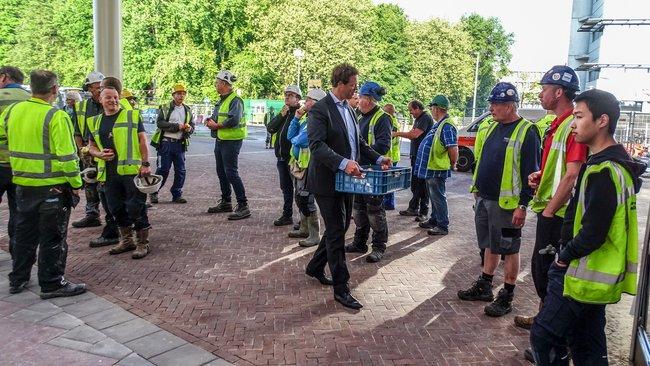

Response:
(514, 315), (535, 330)
(89, 235), (119, 248)
(484, 288), (514, 317)
(414, 215), (427, 222)
(366, 248), (385, 263)
(398, 208), (418, 217)
(132, 228), (150, 259)
(9, 281), (28, 294)
(40, 281), (86, 299)
(172, 197), (187, 204)
(109, 227), (136, 255)
(228, 203), (251, 220)
(344, 242), (368, 254)
(288, 214), (309, 238)
(299, 213), (320, 247)
(292, 222), (301, 231)
(427, 227), (449, 236)
(418, 219), (436, 229)
(71, 216), (101, 228)
(207, 199), (233, 213)
(150, 192), (158, 204)
(457, 277), (494, 301)
(273, 214), (293, 226)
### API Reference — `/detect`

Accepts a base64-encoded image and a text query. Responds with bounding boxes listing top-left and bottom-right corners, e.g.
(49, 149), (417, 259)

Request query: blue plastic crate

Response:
(335, 166), (411, 195)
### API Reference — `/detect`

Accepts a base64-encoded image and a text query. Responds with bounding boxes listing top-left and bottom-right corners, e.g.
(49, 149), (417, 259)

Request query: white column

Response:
(93, 0), (122, 79)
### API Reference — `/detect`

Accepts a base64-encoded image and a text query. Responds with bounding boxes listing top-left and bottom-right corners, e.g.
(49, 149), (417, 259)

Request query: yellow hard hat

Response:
(122, 89), (134, 99)
(172, 83), (187, 94)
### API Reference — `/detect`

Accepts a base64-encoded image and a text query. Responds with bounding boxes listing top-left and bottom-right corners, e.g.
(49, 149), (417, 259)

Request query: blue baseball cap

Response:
(487, 82), (519, 103)
(540, 65), (580, 91)
(359, 81), (386, 102)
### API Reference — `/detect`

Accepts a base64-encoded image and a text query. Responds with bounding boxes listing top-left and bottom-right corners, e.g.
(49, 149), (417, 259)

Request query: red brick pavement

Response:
(0, 148), (541, 365)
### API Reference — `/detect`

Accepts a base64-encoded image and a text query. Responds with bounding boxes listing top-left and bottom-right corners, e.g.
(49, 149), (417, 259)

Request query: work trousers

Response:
(352, 194), (388, 252)
(214, 139), (247, 204)
(276, 159), (294, 217)
(0, 166), (17, 257)
(104, 175), (150, 231)
(426, 177), (449, 231)
(155, 139), (186, 199)
(532, 214), (564, 300)
(407, 156), (428, 215)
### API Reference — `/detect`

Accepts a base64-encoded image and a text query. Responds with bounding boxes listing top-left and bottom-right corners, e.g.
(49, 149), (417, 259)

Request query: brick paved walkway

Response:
(0, 134), (643, 365)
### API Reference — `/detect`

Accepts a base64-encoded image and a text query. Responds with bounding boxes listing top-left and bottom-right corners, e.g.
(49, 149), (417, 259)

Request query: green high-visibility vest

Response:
(470, 119), (534, 210)
(366, 108), (387, 146)
(469, 116), (494, 193)
(427, 117), (453, 171)
(89, 109), (143, 182)
(216, 92), (246, 140)
(564, 160), (638, 304)
(388, 115), (401, 163)
(535, 114), (555, 139)
(120, 98), (133, 111)
(0, 87), (31, 165)
(0, 98), (81, 188)
(530, 114), (574, 217)
(289, 118), (310, 169)
(151, 102), (192, 150)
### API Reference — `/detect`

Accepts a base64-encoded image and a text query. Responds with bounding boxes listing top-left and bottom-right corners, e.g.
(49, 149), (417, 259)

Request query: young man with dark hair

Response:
(530, 89), (644, 365)
(305, 63), (391, 309)
(393, 100), (433, 222)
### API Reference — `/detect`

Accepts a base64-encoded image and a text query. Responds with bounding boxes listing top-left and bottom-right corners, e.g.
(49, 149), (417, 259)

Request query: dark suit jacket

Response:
(306, 93), (380, 196)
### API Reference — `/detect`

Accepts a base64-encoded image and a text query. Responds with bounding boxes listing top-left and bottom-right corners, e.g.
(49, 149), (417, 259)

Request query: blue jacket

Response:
(287, 116), (308, 158)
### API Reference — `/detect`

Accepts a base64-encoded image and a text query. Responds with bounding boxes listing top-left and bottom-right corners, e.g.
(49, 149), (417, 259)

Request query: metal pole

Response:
(297, 58), (301, 88)
(471, 52), (480, 120)
(93, 0), (122, 79)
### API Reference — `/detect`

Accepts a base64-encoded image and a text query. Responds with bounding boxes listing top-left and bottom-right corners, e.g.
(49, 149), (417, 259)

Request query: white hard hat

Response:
(65, 90), (82, 102)
(284, 85), (302, 98)
(306, 88), (326, 101)
(216, 70), (237, 85)
(133, 174), (163, 194)
(80, 167), (97, 184)
(85, 71), (105, 86)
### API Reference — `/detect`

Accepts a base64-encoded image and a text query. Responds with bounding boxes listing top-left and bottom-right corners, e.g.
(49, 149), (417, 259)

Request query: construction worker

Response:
(87, 86), (153, 259)
(121, 89), (138, 109)
(458, 82), (540, 317)
(64, 90), (81, 118)
(381, 103), (401, 210)
(71, 71), (120, 248)
(286, 88), (327, 247)
(267, 85), (302, 226)
(530, 89), (643, 365)
(0, 66), (30, 259)
(514, 66), (587, 333)
(415, 95), (457, 236)
(535, 112), (555, 139)
(304, 63), (392, 310)
(344, 81), (392, 263)
(393, 100), (433, 222)
(264, 107), (275, 149)
(2, 70), (86, 298)
(205, 71), (250, 220)
(150, 83), (194, 204)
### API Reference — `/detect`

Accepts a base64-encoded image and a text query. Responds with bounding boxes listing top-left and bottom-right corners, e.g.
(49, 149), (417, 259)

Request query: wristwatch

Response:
(141, 161), (151, 167)
(517, 204), (527, 211)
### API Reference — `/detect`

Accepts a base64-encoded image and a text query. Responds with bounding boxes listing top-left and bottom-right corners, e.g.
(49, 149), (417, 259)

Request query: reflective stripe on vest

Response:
(10, 107), (79, 179)
(563, 160), (638, 304)
(426, 117), (452, 171)
(389, 115), (401, 162)
(366, 109), (386, 146)
(530, 115), (574, 217)
(91, 110), (142, 182)
(470, 119), (533, 209)
(75, 99), (88, 137)
(216, 93), (246, 140)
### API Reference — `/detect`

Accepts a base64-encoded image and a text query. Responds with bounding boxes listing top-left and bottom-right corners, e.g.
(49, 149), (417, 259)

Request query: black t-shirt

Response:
(89, 110), (145, 176)
(475, 118), (540, 206)
(410, 112), (433, 156)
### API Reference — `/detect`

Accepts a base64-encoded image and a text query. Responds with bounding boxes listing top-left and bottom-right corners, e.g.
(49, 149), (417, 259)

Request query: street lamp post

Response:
(293, 48), (305, 88)
(471, 52), (480, 120)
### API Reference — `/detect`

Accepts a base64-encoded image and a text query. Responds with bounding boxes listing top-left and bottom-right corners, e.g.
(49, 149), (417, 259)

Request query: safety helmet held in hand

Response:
(133, 174), (163, 194)
(80, 167), (98, 184)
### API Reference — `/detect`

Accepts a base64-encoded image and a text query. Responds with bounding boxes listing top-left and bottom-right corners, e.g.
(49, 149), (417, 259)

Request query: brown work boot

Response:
(514, 315), (535, 330)
(108, 227), (136, 255)
(132, 228), (150, 259)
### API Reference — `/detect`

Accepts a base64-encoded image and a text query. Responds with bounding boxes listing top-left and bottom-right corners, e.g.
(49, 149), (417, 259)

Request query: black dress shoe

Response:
(172, 197), (187, 204)
(334, 292), (363, 310)
(398, 209), (418, 217)
(344, 243), (367, 254)
(9, 282), (27, 294)
(418, 220), (436, 229)
(71, 217), (101, 228)
(273, 215), (293, 226)
(40, 282), (86, 299)
(305, 270), (333, 286)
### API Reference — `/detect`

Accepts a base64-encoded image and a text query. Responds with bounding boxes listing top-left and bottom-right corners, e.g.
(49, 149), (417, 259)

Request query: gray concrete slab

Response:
(60, 296), (114, 317)
(148, 343), (216, 366)
(1, 289), (41, 305)
(81, 307), (136, 330)
(117, 352), (156, 366)
(38, 312), (85, 330)
(48, 291), (96, 307)
(87, 338), (133, 359)
(124, 330), (186, 359)
(103, 318), (160, 343)
(60, 325), (107, 344)
(47, 336), (94, 353)
(203, 359), (234, 366)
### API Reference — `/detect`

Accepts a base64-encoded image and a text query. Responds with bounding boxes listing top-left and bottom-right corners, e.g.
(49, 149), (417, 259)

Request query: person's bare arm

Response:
(393, 128), (423, 140)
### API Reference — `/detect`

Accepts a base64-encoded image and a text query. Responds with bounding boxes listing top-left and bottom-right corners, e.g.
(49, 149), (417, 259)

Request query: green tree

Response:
(460, 13), (515, 113)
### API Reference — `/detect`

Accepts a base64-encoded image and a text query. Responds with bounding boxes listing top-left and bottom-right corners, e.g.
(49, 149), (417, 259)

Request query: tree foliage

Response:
(0, 0), (514, 115)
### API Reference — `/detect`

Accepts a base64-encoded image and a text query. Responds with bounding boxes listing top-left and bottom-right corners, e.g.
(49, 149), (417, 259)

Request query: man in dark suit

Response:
(305, 63), (391, 310)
